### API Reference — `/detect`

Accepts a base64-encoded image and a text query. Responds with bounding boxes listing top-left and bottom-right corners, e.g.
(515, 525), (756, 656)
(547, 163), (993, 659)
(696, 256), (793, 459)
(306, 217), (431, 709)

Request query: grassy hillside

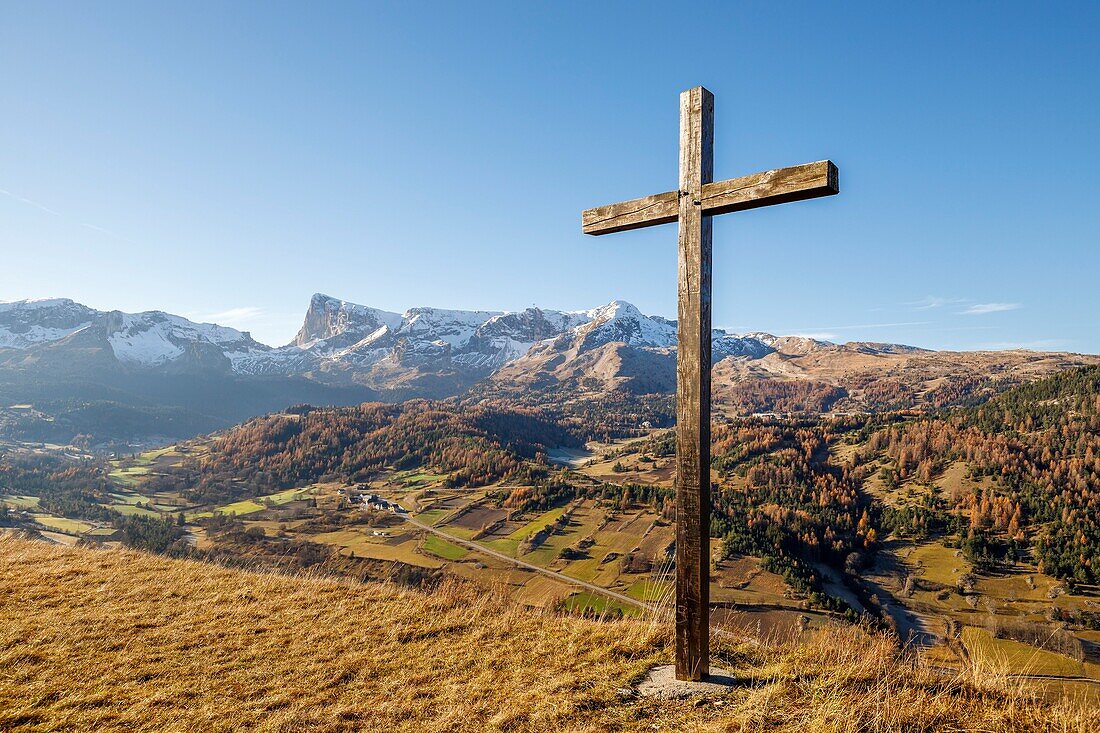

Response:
(1, 537), (1097, 733)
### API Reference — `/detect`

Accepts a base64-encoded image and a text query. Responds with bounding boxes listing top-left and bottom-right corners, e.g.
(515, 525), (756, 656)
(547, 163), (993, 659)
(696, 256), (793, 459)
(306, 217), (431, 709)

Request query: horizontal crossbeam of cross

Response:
(581, 159), (838, 235)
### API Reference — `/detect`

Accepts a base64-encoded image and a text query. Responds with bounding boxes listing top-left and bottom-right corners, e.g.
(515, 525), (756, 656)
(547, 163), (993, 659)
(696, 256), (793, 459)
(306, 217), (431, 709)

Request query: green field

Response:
(107, 446), (188, 488)
(398, 470), (448, 486)
(107, 465), (151, 487)
(33, 515), (94, 535)
(505, 505), (570, 542)
(100, 491), (162, 517)
(560, 556), (604, 583)
(111, 504), (161, 517)
(422, 535), (469, 561)
(485, 536), (522, 556)
(188, 487), (315, 519)
(139, 446), (177, 462)
(414, 508), (448, 525)
(107, 491), (145, 505)
(131, 446), (182, 466)
(562, 591), (638, 618)
(962, 627), (1100, 679)
(483, 505), (574, 559)
(625, 579), (671, 603)
(905, 542), (972, 586)
(312, 530), (443, 568)
(442, 524), (478, 540)
(1, 495), (40, 509)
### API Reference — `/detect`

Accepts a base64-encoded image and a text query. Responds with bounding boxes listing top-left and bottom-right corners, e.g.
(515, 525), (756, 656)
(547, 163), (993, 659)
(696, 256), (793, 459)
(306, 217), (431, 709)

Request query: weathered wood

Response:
(674, 86), (713, 682)
(580, 85), (839, 686)
(701, 160), (838, 216)
(581, 160), (838, 235)
(582, 190), (679, 235)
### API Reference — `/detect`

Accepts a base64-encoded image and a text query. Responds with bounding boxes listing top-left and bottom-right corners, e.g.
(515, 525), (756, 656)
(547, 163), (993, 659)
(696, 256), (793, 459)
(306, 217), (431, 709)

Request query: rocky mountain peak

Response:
(570, 300), (676, 351)
(292, 293), (402, 349)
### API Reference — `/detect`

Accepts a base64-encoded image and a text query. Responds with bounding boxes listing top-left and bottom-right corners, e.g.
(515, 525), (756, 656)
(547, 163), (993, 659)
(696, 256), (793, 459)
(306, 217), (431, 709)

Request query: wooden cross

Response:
(581, 87), (839, 681)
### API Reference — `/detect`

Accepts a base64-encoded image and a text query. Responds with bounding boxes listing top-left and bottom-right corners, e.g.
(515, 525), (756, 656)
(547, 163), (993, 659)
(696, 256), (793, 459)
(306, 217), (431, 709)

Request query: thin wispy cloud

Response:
(0, 188), (63, 217)
(977, 338), (1067, 351)
(80, 222), (120, 237)
(194, 307), (266, 325)
(906, 295), (967, 311)
(934, 324), (999, 332)
(780, 320), (930, 333)
(961, 302), (1021, 315)
(2, 186), (135, 244)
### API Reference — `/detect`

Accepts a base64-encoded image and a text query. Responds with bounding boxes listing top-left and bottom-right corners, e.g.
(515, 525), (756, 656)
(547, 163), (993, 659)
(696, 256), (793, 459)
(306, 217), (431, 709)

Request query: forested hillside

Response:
(687, 367), (1100, 597)
(144, 401), (583, 505)
(860, 366), (1100, 583)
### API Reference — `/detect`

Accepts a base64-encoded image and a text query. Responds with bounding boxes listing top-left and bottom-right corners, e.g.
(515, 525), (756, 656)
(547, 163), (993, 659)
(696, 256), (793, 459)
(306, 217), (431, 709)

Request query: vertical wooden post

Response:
(582, 86), (837, 683)
(675, 86), (713, 682)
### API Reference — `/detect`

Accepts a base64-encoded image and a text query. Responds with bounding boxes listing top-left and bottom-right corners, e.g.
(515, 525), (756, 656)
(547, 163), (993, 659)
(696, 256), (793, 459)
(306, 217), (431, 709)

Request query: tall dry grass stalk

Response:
(1, 536), (1097, 732)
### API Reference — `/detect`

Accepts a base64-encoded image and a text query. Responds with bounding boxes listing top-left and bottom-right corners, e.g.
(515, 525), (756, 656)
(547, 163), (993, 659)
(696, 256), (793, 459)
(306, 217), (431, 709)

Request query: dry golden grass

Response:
(1, 536), (1097, 733)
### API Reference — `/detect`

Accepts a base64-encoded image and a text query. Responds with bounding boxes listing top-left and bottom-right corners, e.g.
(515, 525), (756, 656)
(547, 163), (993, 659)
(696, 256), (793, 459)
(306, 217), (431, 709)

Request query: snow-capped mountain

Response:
(1, 292), (957, 405)
(0, 298), (272, 374)
(460, 307), (593, 369)
(509, 300), (781, 360)
(0, 298), (99, 350)
(567, 300), (676, 351)
(490, 300), (789, 395)
(0, 294), (833, 384)
(270, 295), (595, 388)
(291, 294), (403, 351)
(105, 310), (272, 371)
(2, 294), (1092, 447)
(275, 294), (800, 391)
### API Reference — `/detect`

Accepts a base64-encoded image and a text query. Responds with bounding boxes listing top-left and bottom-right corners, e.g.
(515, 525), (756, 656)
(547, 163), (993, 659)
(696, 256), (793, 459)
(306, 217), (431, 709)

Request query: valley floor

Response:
(2, 537), (1098, 733)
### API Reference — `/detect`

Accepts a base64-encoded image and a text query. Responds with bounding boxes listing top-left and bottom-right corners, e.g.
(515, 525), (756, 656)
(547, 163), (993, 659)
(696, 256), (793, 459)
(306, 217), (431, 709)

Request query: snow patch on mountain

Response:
(0, 297), (84, 312)
(0, 293), (915, 390)
(572, 300), (677, 350)
(398, 307), (503, 348)
(0, 298), (98, 350)
(104, 311), (271, 368)
(281, 295), (606, 376)
(0, 323), (93, 350)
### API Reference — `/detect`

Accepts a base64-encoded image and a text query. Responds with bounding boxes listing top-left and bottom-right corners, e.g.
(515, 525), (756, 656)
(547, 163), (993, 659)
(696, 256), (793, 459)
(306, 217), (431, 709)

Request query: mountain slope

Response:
(0, 299), (272, 374)
(2, 536), (1093, 733)
(491, 303), (1099, 414)
(3, 294), (1098, 446)
(0, 298), (99, 349)
(276, 294), (595, 392)
(711, 344), (1098, 414)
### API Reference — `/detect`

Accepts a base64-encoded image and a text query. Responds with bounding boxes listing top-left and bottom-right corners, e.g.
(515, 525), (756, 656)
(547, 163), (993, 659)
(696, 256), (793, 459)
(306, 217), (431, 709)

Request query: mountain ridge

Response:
(0, 292), (918, 373)
(3, 294), (1098, 446)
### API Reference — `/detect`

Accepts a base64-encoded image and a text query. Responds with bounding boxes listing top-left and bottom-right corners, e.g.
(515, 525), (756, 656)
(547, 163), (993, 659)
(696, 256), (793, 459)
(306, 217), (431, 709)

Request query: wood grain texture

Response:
(674, 85), (713, 682)
(581, 160), (838, 235)
(582, 190), (679, 235)
(701, 160), (838, 216)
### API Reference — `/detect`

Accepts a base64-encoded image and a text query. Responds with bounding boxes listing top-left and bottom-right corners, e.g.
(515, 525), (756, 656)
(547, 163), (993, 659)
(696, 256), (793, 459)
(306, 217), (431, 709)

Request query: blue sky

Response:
(1, 2), (1097, 351)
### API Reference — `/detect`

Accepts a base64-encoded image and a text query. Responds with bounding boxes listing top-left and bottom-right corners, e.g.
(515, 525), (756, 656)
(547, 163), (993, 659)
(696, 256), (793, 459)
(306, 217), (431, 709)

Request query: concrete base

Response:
(635, 664), (739, 699)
